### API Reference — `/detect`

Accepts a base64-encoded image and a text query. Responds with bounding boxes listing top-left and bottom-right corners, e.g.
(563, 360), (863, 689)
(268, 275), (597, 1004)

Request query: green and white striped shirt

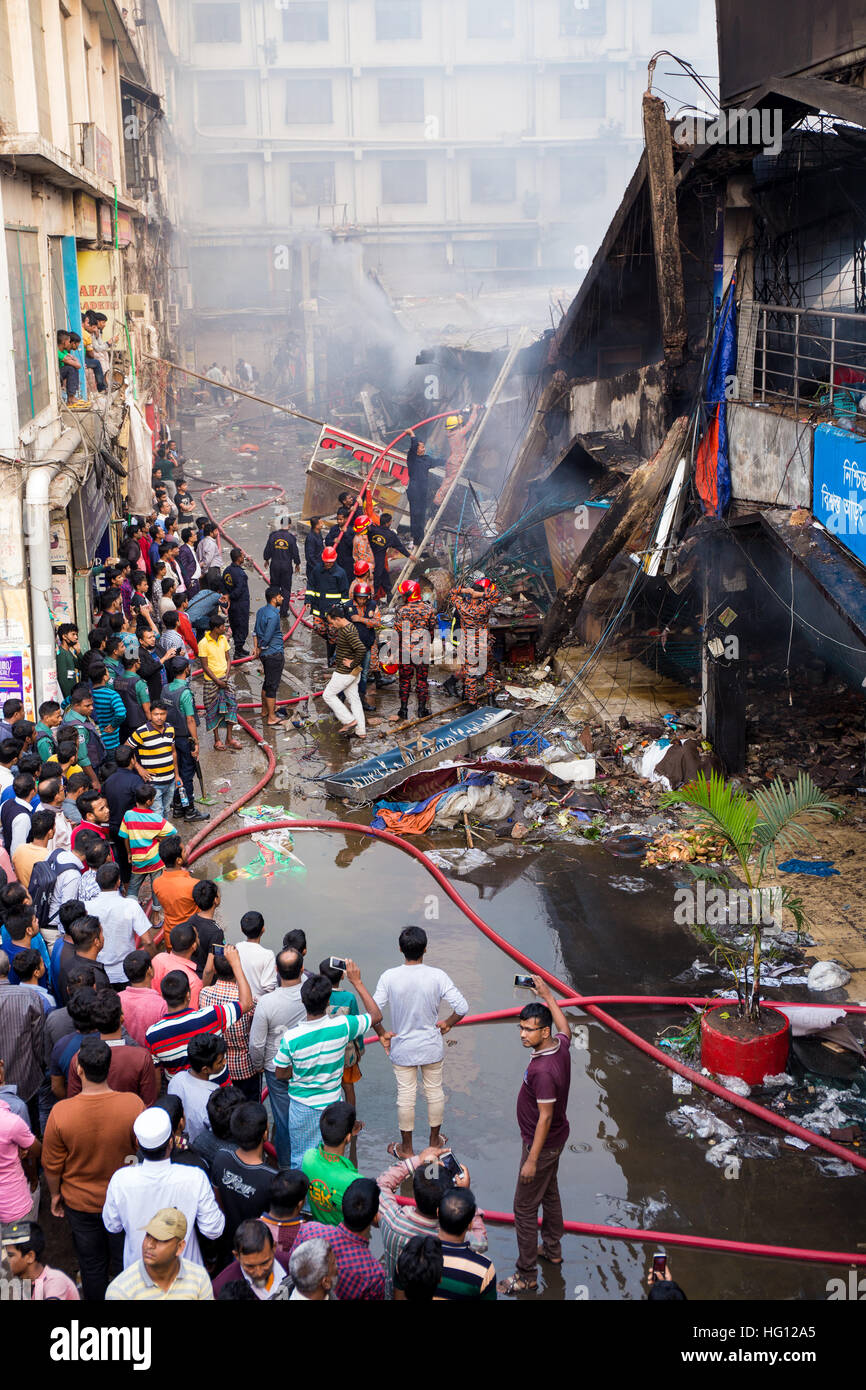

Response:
(274, 1012), (371, 1109)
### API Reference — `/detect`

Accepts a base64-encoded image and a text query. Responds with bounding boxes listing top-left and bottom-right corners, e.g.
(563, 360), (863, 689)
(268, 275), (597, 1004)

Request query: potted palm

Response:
(660, 771), (843, 1084)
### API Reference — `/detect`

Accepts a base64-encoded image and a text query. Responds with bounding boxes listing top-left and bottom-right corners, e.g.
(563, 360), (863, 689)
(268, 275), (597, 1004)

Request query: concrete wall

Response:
(727, 402), (813, 508)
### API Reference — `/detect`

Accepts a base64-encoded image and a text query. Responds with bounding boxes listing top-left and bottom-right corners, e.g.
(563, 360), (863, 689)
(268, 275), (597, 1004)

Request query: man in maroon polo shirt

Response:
(498, 975), (572, 1295)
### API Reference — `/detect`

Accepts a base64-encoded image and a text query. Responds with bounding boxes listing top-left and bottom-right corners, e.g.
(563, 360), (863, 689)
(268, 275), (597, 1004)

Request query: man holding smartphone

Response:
(498, 975), (571, 1296)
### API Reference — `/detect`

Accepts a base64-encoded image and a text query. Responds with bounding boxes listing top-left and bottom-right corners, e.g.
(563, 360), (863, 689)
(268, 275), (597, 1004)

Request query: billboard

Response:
(813, 423), (866, 571)
(309, 424), (409, 488)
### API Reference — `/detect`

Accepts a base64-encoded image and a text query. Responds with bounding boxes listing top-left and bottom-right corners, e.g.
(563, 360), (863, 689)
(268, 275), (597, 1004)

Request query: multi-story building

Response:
(0, 0), (182, 705)
(176, 0), (717, 396)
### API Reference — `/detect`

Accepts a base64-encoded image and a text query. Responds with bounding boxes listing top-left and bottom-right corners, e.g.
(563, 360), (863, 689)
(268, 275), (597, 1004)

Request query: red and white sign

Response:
(310, 425), (409, 488)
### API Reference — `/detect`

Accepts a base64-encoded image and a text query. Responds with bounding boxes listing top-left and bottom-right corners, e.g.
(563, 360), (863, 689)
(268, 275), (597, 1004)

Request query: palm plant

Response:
(661, 772), (843, 1024)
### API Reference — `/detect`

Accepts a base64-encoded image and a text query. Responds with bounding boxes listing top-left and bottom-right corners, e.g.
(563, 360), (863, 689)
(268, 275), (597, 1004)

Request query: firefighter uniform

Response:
(369, 523), (410, 598)
(221, 562), (250, 654)
(264, 528), (301, 619)
(305, 561), (349, 664)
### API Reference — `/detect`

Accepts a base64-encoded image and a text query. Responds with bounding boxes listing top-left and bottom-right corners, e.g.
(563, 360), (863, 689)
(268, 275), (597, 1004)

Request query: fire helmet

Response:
(321, 546), (338, 563)
(353, 514), (371, 532)
(399, 579), (421, 600)
(354, 560), (371, 577)
(353, 583), (372, 598)
(445, 414), (463, 432)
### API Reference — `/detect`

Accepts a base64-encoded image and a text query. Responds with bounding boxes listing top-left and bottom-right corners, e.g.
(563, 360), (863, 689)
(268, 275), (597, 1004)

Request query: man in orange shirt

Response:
(151, 922), (209, 1007)
(153, 836), (198, 933)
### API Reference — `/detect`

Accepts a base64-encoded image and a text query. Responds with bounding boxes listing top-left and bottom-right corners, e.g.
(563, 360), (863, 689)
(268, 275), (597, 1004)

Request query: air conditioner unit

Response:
(151, 297), (164, 322)
(167, 303), (180, 328)
(125, 293), (149, 315)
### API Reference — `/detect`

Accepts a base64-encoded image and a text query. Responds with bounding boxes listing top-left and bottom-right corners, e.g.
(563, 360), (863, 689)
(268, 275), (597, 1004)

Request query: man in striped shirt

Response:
(433, 1187), (496, 1300)
(145, 943), (253, 1085)
(118, 783), (175, 921)
(90, 665), (126, 754)
(127, 703), (178, 819)
(273, 962), (381, 1168)
(105, 1207), (213, 1301)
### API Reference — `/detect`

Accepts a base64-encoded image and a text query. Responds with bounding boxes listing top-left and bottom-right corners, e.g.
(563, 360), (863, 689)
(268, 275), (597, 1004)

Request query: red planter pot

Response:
(700, 1006), (791, 1086)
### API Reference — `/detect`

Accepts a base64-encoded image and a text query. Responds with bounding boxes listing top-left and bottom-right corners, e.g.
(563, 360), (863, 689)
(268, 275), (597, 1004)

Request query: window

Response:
(285, 78), (333, 123)
(193, 3), (241, 43)
(204, 163), (248, 207)
(375, 0), (422, 41)
(467, 0), (514, 38)
(651, 0), (697, 32)
(281, 2), (329, 42)
(6, 229), (49, 423)
(560, 152), (606, 202)
(381, 159), (427, 203)
(290, 161), (335, 205)
(470, 157), (516, 203)
(379, 77), (424, 123)
(197, 78), (245, 125)
(560, 73), (606, 119)
(453, 241), (496, 268)
(560, 0), (606, 36)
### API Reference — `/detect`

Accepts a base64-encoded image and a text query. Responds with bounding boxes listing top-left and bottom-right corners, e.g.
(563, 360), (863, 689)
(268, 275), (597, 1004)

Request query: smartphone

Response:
(514, 974), (535, 989)
(329, 956), (347, 973)
(213, 944), (225, 958)
(439, 1150), (462, 1182)
(652, 1251), (667, 1281)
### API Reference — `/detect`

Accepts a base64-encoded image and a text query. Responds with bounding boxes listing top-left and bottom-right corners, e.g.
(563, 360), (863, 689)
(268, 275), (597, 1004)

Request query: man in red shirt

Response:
(64, 988), (158, 1106)
(498, 975), (572, 1296)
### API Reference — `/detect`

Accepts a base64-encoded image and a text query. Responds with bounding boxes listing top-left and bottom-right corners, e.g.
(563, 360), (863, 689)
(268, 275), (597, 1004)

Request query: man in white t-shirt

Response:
(373, 925), (468, 1161)
(166, 1033), (222, 1142)
(235, 911), (277, 999)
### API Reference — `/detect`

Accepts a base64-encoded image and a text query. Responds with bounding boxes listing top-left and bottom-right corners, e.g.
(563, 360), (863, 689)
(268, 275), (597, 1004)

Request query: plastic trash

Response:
(773, 1006), (846, 1035)
(666, 1106), (737, 1141)
(717, 1074), (752, 1097)
(807, 961), (851, 991)
(778, 859), (839, 877)
(547, 757), (596, 783)
(672, 1074), (692, 1095)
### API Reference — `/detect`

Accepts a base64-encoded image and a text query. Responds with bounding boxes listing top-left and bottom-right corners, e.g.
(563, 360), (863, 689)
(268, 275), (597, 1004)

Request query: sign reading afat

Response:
(813, 423), (866, 570)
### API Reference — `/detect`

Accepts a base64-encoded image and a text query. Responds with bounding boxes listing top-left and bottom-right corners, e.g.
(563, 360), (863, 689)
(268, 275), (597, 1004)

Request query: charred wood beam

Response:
(496, 369), (571, 531)
(537, 415), (691, 657)
(642, 94), (688, 367)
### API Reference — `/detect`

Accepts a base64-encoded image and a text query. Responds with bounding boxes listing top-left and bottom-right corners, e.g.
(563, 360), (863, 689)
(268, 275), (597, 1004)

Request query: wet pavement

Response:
(177, 413), (862, 1302)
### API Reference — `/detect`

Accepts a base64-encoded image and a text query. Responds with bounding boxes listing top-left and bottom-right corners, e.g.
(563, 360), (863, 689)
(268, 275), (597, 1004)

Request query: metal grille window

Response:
(854, 239), (866, 314)
(281, 2), (329, 42)
(193, 3), (241, 43)
(470, 156), (516, 203)
(378, 77), (424, 123)
(290, 161), (336, 205)
(197, 78), (245, 125)
(375, 0), (422, 40)
(560, 0), (606, 37)
(560, 73), (606, 119)
(285, 78), (333, 123)
(381, 159), (427, 203)
(467, 0), (515, 38)
(5, 228), (49, 424)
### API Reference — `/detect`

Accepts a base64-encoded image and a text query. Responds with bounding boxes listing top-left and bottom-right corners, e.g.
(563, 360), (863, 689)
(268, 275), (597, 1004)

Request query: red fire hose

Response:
(177, 488), (866, 1270)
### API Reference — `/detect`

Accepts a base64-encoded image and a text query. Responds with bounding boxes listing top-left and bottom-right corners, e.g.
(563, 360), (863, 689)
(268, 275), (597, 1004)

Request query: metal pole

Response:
(139, 352), (326, 428)
(793, 312), (800, 412)
(829, 315), (836, 410)
(761, 307), (767, 402)
(391, 327), (530, 598)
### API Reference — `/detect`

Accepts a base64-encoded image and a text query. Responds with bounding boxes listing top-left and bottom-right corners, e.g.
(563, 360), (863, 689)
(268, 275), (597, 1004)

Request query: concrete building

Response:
(0, 0), (182, 705)
(175, 0), (717, 396)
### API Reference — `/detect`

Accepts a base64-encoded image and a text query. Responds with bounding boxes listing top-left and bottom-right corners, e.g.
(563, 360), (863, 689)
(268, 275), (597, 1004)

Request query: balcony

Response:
(737, 299), (866, 430)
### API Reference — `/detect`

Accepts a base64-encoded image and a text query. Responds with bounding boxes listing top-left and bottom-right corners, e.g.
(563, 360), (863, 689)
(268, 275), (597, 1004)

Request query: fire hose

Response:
(171, 483), (866, 1271)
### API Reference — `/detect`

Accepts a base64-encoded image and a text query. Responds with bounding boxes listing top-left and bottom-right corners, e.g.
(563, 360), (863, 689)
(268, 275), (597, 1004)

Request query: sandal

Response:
(497, 1273), (538, 1294)
(386, 1140), (413, 1161)
(227, 738), (243, 749)
(213, 741), (227, 751)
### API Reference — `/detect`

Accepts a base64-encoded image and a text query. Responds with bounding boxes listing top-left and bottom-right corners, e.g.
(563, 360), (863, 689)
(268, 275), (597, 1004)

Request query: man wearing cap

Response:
(1, 1220), (79, 1300)
(449, 579), (498, 707)
(304, 549), (349, 666)
(105, 1207), (214, 1300)
(434, 405), (479, 507)
(253, 587), (289, 728)
(102, 1106), (225, 1269)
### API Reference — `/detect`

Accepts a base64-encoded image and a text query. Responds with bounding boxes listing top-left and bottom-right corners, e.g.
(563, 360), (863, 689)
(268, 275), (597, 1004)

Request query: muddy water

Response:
(186, 426), (858, 1302)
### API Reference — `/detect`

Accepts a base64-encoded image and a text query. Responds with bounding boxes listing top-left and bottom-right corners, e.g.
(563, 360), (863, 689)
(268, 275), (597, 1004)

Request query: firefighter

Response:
(349, 582), (381, 714)
(391, 578), (436, 723)
(325, 508), (355, 576)
(304, 546), (349, 666)
(352, 514), (376, 579)
(222, 547), (251, 657)
(405, 432), (444, 549)
(263, 519), (301, 620)
(434, 406), (480, 506)
(449, 576), (498, 707)
(369, 510), (410, 599)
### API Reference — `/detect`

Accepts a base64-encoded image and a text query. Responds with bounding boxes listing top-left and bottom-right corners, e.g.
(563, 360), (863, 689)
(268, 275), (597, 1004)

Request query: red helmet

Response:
(399, 579), (421, 600)
(353, 583), (372, 598)
(353, 514), (371, 532)
(321, 546), (338, 563)
(474, 576), (494, 592)
(354, 560), (371, 577)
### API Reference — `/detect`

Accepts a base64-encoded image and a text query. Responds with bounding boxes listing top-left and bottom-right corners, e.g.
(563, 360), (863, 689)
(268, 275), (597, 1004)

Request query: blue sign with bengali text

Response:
(813, 423), (866, 570)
